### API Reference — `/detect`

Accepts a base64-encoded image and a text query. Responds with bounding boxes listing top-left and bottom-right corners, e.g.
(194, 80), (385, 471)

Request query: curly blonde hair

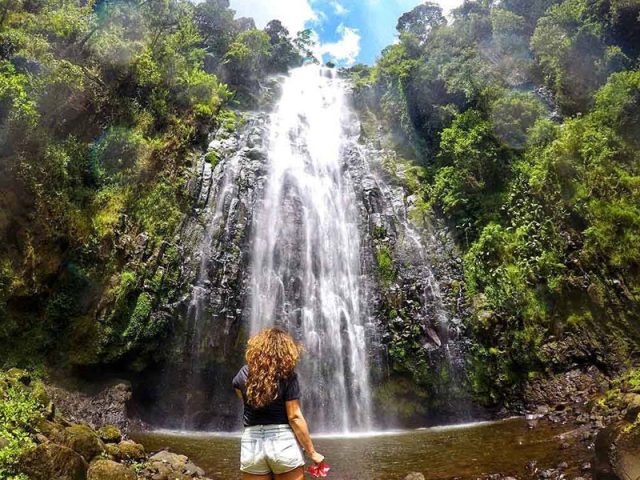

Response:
(245, 327), (302, 409)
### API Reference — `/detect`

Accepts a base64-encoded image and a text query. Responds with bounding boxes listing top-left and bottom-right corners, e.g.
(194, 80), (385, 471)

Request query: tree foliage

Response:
(0, 0), (306, 368)
(347, 0), (640, 403)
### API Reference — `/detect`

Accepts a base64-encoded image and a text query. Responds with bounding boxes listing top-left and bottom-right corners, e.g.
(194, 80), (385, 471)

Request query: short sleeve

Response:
(283, 372), (300, 401)
(232, 365), (248, 390)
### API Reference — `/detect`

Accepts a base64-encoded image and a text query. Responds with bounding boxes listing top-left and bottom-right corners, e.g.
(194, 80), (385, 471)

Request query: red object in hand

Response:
(307, 463), (330, 477)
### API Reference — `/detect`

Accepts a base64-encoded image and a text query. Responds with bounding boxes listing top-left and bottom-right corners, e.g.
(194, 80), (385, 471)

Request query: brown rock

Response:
(65, 424), (105, 462)
(615, 426), (640, 480)
(19, 443), (88, 480)
(149, 450), (189, 468)
(623, 393), (640, 422)
(140, 460), (173, 480)
(87, 459), (136, 480)
(594, 421), (640, 480)
(142, 450), (210, 479)
(404, 474), (426, 480)
(36, 418), (67, 444)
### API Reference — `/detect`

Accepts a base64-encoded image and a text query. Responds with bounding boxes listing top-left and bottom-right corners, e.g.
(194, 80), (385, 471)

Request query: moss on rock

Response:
(108, 440), (145, 462)
(96, 425), (122, 444)
(64, 425), (105, 463)
(19, 443), (88, 480)
(87, 459), (136, 480)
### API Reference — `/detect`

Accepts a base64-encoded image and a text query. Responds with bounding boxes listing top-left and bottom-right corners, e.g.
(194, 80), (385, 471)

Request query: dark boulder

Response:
(19, 443), (88, 480)
(64, 424), (106, 462)
(594, 421), (640, 480)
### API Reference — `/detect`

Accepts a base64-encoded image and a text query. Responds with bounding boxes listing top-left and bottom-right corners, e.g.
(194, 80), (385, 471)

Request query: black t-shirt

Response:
(232, 365), (301, 427)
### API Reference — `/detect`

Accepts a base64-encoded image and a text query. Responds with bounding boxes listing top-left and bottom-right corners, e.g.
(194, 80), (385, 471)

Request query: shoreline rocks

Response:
(1, 369), (213, 480)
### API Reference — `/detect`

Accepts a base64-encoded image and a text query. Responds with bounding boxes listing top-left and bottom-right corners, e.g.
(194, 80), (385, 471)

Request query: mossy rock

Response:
(36, 418), (67, 445)
(87, 459), (136, 480)
(19, 443), (88, 480)
(31, 380), (52, 410)
(6, 368), (31, 386)
(108, 440), (145, 462)
(104, 443), (119, 458)
(64, 424), (105, 462)
(96, 425), (122, 444)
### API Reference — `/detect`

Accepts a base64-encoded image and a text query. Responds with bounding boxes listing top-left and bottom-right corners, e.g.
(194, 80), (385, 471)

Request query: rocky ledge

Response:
(1, 369), (212, 480)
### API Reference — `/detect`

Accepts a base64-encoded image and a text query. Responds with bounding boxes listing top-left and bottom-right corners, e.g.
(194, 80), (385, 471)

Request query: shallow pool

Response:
(133, 418), (589, 479)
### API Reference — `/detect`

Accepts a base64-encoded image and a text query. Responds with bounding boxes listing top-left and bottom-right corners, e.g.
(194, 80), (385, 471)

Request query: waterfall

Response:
(146, 64), (469, 433)
(248, 66), (373, 433)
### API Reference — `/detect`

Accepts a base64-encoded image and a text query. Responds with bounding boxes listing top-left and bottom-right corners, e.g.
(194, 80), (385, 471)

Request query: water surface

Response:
(134, 418), (589, 479)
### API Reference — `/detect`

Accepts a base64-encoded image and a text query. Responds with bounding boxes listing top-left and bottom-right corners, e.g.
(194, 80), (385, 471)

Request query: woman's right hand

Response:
(309, 451), (325, 464)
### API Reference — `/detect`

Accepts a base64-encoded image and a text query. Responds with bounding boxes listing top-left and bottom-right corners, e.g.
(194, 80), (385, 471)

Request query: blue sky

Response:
(229, 0), (464, 66)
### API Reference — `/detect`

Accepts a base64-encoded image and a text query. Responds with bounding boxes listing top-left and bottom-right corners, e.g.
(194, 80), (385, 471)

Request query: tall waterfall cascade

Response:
(248, 66), (373, 432)
(148, 64), (468, 433)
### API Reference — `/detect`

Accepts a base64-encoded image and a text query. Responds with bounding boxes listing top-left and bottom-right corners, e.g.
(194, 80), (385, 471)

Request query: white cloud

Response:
(229, 0), (317, 33)
(395, 0), (464, 15)
(437, 0), (464, 15)
(318, 24), (361, 66)
(331, 1), (348, 15)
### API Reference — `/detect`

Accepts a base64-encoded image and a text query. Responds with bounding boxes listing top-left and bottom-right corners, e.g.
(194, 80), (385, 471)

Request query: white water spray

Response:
(248, 65), (373, 432)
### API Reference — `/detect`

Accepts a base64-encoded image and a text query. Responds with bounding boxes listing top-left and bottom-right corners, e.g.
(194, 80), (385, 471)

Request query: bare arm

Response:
(285, 399), (324, 464)
(234, 388), (243, 400)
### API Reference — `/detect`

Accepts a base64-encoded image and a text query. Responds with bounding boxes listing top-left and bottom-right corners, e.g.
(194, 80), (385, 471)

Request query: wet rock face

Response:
(140, 113), (272, 430)
(525, 367), (609, 413)
(347, 141), (473, 423)
(46, 382), (132, 432)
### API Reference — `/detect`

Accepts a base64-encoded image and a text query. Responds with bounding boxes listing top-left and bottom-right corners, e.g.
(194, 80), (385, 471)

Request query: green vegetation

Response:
(375, 245), (396, 286)
(0, 371), (46, 480)
(347, 0), (640, 404)
(0, 0), (309, 370)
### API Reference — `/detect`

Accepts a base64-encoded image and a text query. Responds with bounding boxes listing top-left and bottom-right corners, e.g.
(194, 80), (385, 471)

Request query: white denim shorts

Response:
(240, 424), (305, 475)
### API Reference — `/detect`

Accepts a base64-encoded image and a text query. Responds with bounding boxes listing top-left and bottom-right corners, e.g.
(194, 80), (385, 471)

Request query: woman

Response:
(233, 327), (326, 480)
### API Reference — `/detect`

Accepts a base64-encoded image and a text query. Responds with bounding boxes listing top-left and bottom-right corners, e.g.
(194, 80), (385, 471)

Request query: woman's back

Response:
(232, 365), (301, 427)
(233, 327), (324, 479)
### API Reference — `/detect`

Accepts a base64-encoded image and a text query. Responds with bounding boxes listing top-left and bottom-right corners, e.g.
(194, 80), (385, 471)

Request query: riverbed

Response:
(133, 418), (590, 479)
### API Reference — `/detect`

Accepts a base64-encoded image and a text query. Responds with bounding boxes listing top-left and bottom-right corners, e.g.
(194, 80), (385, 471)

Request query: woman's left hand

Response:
(309, 451), (325, 464)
